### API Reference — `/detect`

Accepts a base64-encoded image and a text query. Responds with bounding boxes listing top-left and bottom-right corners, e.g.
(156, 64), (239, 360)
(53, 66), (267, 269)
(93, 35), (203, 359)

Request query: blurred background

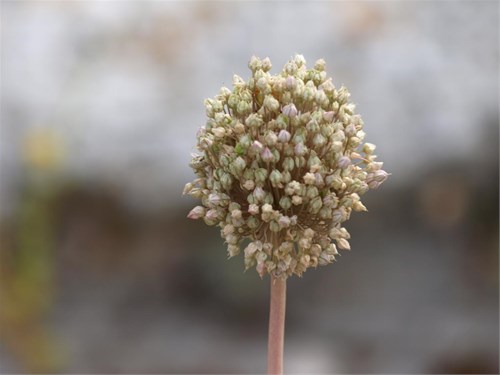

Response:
(0, 1), (498, 373)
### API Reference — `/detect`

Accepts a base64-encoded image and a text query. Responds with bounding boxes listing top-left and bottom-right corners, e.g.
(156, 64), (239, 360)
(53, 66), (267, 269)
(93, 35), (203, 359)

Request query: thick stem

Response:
(267, 276), (286, 375)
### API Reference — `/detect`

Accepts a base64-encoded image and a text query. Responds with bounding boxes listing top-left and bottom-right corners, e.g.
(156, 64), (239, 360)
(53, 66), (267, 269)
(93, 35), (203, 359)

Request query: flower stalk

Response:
(268, 276), (286, 375)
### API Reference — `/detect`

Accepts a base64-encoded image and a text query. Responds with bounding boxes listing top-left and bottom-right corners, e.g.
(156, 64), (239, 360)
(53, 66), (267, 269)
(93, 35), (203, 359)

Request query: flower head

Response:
(185, 55), (389, 279)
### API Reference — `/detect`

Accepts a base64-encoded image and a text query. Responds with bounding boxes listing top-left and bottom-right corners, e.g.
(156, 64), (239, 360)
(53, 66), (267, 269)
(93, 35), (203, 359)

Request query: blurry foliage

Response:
(0, 185), (62, 372)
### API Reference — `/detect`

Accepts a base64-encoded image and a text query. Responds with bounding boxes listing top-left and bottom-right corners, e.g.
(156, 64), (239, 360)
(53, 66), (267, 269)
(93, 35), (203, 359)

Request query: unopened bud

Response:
(187, 206), (205, 219)
(282, 103), (298, 118)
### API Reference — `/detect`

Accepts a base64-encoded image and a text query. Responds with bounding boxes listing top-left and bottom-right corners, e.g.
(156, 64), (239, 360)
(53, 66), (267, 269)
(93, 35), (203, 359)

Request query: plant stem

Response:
(268, 276), (286, 375)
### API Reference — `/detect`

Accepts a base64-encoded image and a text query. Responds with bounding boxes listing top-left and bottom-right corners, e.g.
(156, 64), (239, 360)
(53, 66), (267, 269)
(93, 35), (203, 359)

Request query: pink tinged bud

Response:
(286, 76), (296, 90)
(223, 225), (235, 236)
(345, 124), (356, 137)
(248, 204), (260, 215)
(261, 147), (274, 162)
(315, 173), (325, 187)
(338, 156), (351, 169)
(278, 215), (291, 229)
(294, 142), (307, 156)
(208, 194), (221, 206)
(251, 140), (263, 152)
(231, 209), (243, 220)
(372, 170), (389, 183)
(331, 209), (343, 223)
(187, 206), (205, 219)
(253, 186), (266, 202)
(278, 129), (291, 143)
(205, 209), (218, 222)
(323, 111), (335, 123)
(256, 262), (266, 278)
(282, 103), (298, 118)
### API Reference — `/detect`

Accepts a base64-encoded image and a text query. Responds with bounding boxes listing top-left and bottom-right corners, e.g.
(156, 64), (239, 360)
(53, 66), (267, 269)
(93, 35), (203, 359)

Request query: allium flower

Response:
(184, 55), (388, 279)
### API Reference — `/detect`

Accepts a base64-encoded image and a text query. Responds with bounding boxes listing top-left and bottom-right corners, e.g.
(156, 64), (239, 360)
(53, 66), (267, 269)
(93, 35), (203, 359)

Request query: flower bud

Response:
(208, 193), (221, 206)
(270, 170), (283, 188)
(262, 57), (272, 72)
(308, 196), (323, 214)
(248, 204), (260, 215)
(253, 186), (266, 202)
(294, 142), (307, 156)
(282, 156), (295, 171)
(286, 76), (296, 90)
(314, 58), (326, 71)
(303, 172), (316, 185)
(278, 215), (291, 229)
(279, 196), (292, 210)
(264, 95), (280, 111)
(243, 180), (255, 190)
(337, 238), (350, 250)
(254, 168), (268, 183)
(338, 156), (351, 169)
(246, 113), (264, 128)
(278, 129), (291, 143)
(187, 206), (205, 219)
(227, 245), (240, 257)
(292, 195), (303, 205)
(363, 143), (376, 154)
(265, 131), (278, 146)
(282, 103), (298, 118)
(261, 147), (274, 162)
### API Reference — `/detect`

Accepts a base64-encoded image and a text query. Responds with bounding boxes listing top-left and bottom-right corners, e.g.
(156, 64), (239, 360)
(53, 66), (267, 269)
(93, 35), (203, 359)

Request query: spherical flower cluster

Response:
(184, 55), (388, 279)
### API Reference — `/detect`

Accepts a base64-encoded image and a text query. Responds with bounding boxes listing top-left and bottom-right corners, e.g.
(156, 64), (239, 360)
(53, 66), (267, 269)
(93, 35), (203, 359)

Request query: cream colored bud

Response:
(265, 131), (278, 146)
(223, 225), (235, 236)
(292, 195), (303, 205)
(234, 122), (245, 134)
(303, 172), (316, 185)
(264, 95), (280, 111)
(212, 127), (226, 138)
(243, 180), (255, 190)
(227, 245), (240, 258)
(261, 57), (272, 71)
(363, 142), (376, 154)
(337, 238), (350, 250)
(314, 59), (326, 71)
(248, 56), (262, 72)
(353, 201), (367, 212)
